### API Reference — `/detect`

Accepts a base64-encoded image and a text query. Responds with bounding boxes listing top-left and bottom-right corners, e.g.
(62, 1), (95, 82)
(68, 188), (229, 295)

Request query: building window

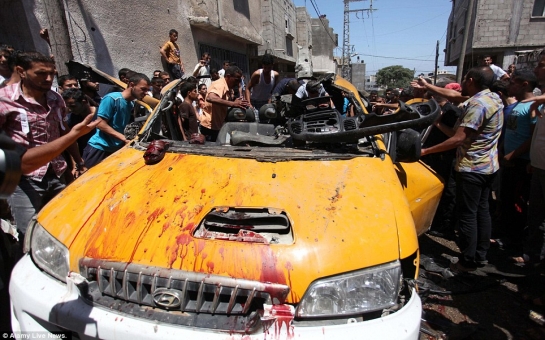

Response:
(199, 44), (248, 76)
(285, 37), (293, 57)
(533, 0), (545, 17)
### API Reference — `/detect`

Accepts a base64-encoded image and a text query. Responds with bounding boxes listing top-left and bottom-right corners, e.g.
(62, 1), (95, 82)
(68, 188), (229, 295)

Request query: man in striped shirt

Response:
(421, 66), (504, 272)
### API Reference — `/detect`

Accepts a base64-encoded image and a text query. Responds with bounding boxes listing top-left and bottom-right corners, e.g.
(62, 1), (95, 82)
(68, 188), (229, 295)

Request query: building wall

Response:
(446, 0), (545, 69)
(295, 6), (313, 77)
(1, 0), (262, 78)
(446, 0), (475, 65)
(258, 0), (297, 65)
(365, 74), (379, 92)
(311, 18), (337, 74)
(0, 0), (71, 73)
(350, 62), (366, 93)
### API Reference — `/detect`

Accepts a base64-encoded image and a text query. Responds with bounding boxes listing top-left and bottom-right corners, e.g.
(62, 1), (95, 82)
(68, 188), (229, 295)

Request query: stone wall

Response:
(1, 0), (262, 78)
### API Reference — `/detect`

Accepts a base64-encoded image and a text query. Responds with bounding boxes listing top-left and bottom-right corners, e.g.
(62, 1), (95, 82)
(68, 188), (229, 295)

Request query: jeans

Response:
(7, 169), (66, 237)
(168, 63), (183, 79)
(455, 171), (497, 267)
(525, 167), (545, 260)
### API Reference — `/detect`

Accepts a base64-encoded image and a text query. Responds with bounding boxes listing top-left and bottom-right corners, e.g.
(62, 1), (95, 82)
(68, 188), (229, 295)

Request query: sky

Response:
(293, 0), (457, 76)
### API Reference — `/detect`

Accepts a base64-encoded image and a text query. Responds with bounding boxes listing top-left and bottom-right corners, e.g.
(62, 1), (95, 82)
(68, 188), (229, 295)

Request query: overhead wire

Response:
(308, 0), (338, 46)
(372, 11), (450, 37)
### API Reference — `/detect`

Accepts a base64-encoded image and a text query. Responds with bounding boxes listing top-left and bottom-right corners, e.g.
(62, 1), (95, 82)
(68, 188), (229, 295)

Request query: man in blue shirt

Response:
(83, 73), (150, 168)
(501, 70), (537, 255)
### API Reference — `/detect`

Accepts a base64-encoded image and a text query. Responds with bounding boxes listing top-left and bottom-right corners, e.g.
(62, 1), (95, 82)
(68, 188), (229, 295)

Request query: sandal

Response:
(511, 254), (534, 264)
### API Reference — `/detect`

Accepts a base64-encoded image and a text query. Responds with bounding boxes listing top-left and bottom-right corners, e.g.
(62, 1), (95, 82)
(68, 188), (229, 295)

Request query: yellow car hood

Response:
(40, 147), (416, 302)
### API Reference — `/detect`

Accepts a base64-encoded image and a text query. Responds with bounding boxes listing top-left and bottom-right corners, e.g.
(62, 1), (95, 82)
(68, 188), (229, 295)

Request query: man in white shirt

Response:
(218, 60), (229, 78)
(482, 55), (509, 81)
(193, 52), (211, 88)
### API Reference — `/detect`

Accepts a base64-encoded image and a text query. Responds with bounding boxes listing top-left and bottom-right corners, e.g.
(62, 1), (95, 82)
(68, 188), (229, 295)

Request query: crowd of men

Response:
(1, 27), (545, 331)
(405, 56), (545, 315)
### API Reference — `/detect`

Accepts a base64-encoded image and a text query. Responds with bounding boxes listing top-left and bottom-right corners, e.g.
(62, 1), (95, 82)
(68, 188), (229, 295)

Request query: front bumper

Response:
(10, 255), (422, 339)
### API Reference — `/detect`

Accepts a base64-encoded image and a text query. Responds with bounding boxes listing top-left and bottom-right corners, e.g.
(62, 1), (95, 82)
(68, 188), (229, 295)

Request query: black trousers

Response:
(456, 171), (497, 267)
(499, 159), (531, 249)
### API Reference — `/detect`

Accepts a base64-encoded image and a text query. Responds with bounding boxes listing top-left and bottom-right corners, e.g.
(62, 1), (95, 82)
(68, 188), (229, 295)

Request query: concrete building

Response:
(350, 62), (366, 94)
(365, 74), (380, 92)
(445, 0), (545, 73)
(311, 17), (338, 76)
(0, 1), (339, 87)
(295, 6), (313, 78)
(257, 0), (298, 77)
(0, 0), (262, 80)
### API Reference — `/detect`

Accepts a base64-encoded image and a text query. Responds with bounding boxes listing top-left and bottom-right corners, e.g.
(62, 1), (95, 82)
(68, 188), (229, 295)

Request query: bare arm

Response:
(207, 92), (248, 109)
(159, 45), (169, 62)
(270, 72), (280, 104)
(21, 114), (98, 174)
(95, 117), (128, 144)
(411, 77), (469, 104)
(245, 72), (259, 107)
(521, 94), (545, 118)
(374, 102), (399, 110)
(421, 126), (476, 157)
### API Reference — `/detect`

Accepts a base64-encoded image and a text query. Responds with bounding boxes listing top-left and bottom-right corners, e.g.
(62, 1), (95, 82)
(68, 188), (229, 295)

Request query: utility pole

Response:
(342, 0), (376, 81)
(457, 0), (475, 83)
(434, 40), (439, 84)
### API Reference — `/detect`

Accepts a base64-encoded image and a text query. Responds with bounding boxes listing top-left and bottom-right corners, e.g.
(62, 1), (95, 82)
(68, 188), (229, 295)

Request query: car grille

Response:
(79, 258), (290, 316)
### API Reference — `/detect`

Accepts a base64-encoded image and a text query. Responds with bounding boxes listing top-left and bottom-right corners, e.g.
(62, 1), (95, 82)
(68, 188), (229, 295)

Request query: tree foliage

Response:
(376, 65), (414, 89)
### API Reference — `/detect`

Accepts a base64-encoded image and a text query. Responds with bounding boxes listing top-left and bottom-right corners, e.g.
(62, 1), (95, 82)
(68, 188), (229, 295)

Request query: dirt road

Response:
(418, 233), (545, 339)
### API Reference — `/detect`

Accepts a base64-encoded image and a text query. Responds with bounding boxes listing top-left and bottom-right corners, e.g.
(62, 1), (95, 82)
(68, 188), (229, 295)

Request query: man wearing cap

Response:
(445, 82), (462, 92)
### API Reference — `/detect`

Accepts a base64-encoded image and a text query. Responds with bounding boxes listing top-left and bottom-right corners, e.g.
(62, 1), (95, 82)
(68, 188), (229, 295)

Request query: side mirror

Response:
(394, 128), (421, 163)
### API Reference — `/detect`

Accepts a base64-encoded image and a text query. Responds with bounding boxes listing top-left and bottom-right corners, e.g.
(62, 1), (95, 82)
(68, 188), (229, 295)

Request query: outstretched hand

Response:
(72, 114), (99, 137)
(410, 76), (428, 89)
(521, 94), (545, 118)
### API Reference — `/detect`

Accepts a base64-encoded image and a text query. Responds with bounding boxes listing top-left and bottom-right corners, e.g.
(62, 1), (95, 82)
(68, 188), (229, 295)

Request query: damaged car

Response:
(10, 67), (443, 339)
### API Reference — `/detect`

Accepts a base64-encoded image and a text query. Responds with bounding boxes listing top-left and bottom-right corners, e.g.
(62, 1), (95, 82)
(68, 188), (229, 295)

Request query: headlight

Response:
(296, 261), (401, 318)
(30, 222), (70, 283)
